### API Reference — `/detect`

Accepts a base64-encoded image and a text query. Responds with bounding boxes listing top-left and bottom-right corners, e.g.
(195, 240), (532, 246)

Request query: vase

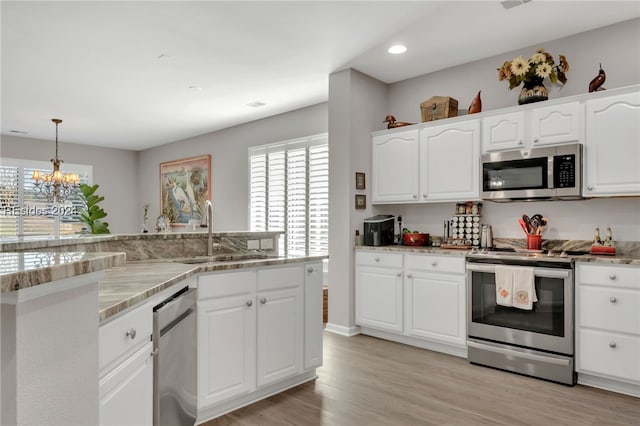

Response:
(518, 79), (548, 105)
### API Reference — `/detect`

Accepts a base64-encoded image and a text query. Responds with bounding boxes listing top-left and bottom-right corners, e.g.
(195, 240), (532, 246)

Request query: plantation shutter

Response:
(0, 158), (92, 238)
(248, 134), (328, 257)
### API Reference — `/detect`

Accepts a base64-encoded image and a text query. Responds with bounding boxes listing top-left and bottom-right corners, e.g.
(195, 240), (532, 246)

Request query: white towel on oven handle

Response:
(494, 265), (515, 307)
(512, 267), (537, 310)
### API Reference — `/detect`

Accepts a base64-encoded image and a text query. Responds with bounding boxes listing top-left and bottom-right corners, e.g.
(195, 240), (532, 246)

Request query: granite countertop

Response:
(0, 251), (126, 293)
(99, 254), (327, 322)
(354, 244), (640, 265)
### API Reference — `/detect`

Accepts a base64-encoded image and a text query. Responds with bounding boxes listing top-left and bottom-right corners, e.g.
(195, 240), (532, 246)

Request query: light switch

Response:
(247, 240), (260, 250)
(260, 239), (273, 249)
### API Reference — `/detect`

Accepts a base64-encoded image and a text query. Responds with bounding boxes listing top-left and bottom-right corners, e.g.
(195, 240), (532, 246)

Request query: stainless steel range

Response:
(466, 249), (578, 385)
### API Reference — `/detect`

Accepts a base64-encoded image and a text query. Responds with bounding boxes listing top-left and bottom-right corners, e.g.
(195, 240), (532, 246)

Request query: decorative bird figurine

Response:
(588, 63), (606, 92)
(383, 115), (415, 129)
(468, 90), (482, 114)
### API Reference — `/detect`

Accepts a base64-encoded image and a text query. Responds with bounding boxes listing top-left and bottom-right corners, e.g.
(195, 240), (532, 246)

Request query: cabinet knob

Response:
(431, 262), (437, 267)
(609, 297), (617, 303)
(609, 342), (617, 349)
(406, 273), (413, 278)
(125, 328), (137, 340)
(413, 194), (417, 199)
(307, 267), (314, 273)
(422, 194), (428, 198)
(246, 300), (253, 307)
(587, 186), (593, 190)
(151, 348), (159, 357)
(609, 274), (616, 280)
(260, 297), (267, 304)
(533, 138), (539, 143)
(375, 257), (380, 262)
(518, 140), (523, 145)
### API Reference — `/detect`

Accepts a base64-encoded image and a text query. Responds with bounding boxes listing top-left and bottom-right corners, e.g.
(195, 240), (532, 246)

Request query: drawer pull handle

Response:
(609, 297), (617, 303)
(125, 328), (137, 340)
(260, 297), (267, 304)
(609, 274), (616, 280)
(375, 257), (380, 262)
(246, 300), (253, 307)
(307, 267), (314, 273)
(151, 348), (159, 357)
(609, 342), (617, 349)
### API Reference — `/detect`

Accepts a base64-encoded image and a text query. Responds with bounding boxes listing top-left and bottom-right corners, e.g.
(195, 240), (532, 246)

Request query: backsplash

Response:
(373, 197), (640, 243)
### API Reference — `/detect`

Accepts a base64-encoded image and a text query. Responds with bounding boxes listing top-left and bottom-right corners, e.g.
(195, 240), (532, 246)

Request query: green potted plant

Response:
(78, 183), (111, 234)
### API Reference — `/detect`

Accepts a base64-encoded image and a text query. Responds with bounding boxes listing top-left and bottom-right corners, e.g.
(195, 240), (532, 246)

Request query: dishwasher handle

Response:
(153, 287), (197, 337)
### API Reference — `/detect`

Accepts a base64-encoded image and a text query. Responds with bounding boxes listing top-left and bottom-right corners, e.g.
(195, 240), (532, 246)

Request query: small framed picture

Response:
(355, 172), (366, 190)
(355, 194), (366, 209)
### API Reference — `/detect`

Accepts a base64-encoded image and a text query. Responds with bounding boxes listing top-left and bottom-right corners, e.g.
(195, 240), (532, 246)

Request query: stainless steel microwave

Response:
(481, 144), (582, 201)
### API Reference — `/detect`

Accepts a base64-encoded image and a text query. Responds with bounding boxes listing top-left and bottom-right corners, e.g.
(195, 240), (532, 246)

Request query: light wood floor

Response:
(204, 332), (639, 425)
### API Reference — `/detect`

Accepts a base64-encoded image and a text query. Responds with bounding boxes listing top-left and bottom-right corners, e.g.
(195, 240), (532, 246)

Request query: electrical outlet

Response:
(260, 239), (273, 250)
(247, 240), (260, 250)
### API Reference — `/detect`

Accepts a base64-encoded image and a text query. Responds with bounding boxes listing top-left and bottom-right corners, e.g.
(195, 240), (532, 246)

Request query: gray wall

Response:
(137, 103), (328, 232)
(387, 18), (640, 124)
(0, 135), (139, 233)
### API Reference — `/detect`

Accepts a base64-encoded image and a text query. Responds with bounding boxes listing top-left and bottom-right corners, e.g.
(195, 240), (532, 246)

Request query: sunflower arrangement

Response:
(498, 48), (569, 90)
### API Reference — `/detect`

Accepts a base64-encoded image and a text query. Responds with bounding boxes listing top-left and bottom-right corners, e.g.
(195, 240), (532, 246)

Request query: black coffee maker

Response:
(363, 215), (395, 246)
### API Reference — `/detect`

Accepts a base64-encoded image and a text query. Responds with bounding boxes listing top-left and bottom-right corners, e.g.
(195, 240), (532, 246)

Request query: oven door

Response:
(466, 262), (573, 355)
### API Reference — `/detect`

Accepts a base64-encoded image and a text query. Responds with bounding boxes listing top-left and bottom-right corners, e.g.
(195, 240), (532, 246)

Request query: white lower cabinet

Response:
(197, 262), (322, 422)
(355, 250), (466, 357)
(576, 263), (640, 397)
(99, 302), (154, 426)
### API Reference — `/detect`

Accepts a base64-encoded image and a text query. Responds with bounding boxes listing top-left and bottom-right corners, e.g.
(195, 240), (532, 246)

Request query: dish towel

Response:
(495, 265), (515, 307)
(512, 267), (537, 310)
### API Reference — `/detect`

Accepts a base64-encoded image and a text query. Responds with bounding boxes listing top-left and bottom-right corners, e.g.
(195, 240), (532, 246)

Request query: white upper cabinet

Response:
(482, 102), (582, 152)
(420, 120), (480, 201)
(372, 129), (420, 203)
(584, 92), (640, 197)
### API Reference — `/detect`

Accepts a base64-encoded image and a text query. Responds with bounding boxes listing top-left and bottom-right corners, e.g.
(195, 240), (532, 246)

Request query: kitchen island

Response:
(1, 232), (327, 426)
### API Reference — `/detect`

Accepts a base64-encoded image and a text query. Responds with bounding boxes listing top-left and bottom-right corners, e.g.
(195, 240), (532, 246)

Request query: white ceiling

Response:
(2, 1), (639, 151)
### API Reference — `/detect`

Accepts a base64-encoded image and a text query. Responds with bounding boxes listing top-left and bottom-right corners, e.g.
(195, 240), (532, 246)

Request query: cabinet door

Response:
(99, 342), (153, 426)
(355, 266), (403, 332)
(482, 111), (525, 152)
(197, 294), (256, 407)
(584, 92), (640, 196)
(404, 271), (465, 346)
(372, 129), (420, 203)
(530, 102), (582, 147)
(256, 286), (303, 387)
(420, 120), (480, 201)
(304, 262), (323, 370)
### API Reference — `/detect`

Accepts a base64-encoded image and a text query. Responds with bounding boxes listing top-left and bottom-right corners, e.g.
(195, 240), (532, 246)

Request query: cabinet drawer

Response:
(355, 251), (403, 268)
(405, 254), (464, 274)
(258, 265), (303, 292)
(99, 302), (152, 372)
(578, 329), (640, 383)
(198, 270), (256, 300)
(577, 264), (640, 289)
(579, 286), (640, 335)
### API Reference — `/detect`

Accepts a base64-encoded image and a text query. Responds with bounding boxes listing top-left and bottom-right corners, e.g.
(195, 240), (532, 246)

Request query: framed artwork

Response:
(160, 155), (211, 226)
(355, 172), (366, 190)
(355, 194), (366, 210)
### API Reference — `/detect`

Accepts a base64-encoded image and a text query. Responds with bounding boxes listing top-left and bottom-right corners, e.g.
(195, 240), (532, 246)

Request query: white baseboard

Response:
(324, 323), (360, 337)
(359, 327), (468, 359)
(578, 373), (640, 398)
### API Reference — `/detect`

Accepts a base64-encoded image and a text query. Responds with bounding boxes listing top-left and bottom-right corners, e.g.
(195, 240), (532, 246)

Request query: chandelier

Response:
(32, 118), (79, 203)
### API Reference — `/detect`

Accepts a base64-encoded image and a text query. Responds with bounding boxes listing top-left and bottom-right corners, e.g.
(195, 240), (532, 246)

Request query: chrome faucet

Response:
(203, 200), (213, 256)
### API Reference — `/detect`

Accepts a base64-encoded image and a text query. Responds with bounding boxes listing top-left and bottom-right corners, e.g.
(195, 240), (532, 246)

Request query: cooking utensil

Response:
(522, 215), (531, 233)
(518, 218), (530, 236)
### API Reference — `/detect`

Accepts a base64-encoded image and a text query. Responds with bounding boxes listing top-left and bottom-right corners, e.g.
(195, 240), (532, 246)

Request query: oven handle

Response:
(467, 340), (572, 366)
(466, 263), (570, 279)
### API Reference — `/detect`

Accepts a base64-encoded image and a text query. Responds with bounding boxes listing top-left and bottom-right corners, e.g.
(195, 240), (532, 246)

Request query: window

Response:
(249, 134), (328, 256)
(0, 158), (92, 237)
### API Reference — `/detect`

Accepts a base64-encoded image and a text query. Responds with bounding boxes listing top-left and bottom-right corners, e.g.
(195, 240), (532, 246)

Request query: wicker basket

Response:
(420, 96), (458, 122)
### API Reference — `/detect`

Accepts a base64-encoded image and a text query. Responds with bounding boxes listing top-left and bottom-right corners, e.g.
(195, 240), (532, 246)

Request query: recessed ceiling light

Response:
(188, 86), (203, 91)
(388, 45), (407, 55)
(246, 101), (267, 108)
(10, 130), (28, 134)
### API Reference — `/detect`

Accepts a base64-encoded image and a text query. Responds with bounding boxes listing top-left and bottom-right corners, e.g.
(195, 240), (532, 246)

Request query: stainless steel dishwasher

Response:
(153, 286), (197, 426)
